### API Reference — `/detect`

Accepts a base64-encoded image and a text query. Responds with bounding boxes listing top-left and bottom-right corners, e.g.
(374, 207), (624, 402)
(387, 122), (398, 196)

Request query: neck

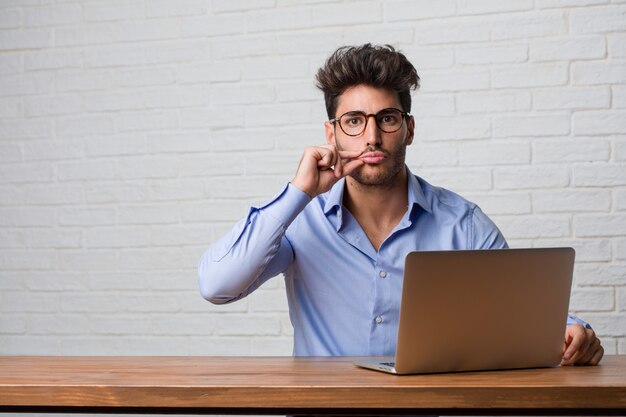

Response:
(343, 166), (409, 229)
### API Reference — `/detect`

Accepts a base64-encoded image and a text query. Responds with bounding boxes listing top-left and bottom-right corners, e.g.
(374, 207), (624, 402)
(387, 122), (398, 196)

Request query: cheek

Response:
(335, 137), (361, 152)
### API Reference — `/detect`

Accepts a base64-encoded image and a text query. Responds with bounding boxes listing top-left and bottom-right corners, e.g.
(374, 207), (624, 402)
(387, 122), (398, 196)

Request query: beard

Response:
(335, 138), (408, 189)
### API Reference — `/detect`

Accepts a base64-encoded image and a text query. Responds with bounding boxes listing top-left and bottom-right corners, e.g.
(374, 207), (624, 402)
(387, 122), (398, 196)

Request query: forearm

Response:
(198, 183), (311, 304)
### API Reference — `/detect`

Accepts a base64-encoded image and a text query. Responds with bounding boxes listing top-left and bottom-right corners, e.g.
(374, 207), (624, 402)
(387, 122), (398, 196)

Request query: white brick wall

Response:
(0, 1), (625, 362)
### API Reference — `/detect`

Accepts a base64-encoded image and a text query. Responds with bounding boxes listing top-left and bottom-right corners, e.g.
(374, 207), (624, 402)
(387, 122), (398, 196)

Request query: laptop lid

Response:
(393, 248), (575, 374)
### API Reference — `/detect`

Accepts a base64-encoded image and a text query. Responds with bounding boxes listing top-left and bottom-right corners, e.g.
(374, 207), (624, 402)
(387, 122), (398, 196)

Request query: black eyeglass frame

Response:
(329, 107), (410, 137)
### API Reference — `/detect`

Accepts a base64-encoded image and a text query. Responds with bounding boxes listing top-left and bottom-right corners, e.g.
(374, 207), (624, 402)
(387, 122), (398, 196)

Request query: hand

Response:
(560, 324), (604, 366)
(291, 145), (364, 198)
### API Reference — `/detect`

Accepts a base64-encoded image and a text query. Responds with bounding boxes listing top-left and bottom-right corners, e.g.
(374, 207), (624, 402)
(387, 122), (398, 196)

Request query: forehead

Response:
(335, 85), (401, 115)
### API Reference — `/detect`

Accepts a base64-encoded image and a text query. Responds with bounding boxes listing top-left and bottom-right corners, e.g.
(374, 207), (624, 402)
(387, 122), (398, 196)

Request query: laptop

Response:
(354, 248), (575, 374)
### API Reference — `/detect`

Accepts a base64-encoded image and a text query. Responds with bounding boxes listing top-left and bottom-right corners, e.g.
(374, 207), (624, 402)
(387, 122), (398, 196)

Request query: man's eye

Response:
(346, 117), (363, 126)
(379, 114), (399, 124)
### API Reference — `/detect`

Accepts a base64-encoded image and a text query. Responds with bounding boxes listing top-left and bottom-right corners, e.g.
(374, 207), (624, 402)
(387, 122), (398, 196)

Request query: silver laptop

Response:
(355, 248), (575, 374)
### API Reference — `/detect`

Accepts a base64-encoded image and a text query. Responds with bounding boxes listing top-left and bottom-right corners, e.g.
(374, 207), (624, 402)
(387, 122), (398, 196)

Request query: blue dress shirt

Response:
(199, 169), (589, 356)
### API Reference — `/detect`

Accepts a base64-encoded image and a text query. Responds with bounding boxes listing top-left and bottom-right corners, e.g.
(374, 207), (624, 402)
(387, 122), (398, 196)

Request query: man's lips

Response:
(359, 151), (386, 164)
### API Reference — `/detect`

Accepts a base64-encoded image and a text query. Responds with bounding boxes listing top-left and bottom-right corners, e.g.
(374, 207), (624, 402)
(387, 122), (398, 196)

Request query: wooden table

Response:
(1, 356), (625, 416)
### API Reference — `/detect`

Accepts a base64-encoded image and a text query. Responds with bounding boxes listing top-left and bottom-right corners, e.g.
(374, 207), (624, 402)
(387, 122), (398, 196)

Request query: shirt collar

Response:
(322, 166), (433, 229)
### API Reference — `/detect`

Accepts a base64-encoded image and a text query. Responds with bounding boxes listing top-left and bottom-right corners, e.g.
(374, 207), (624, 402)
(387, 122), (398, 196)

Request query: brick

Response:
(245, 102), (313, 127)
(146, 133), (212, 153)
(457, 91), (531, 114)
(570, 5), (626, 34)
(23, 271), (88, 291)
(85, 182), (146, 204)
(276, 80), (320, 103)
(181, 200), (256, 222)
(179, 154), (245, 177)
(0, 28), (52, 49)
(619, 288), (626, 312)
(213, 0), (274, 12)
(614, 86), (626, 108)
(536, 0), (607, 7)
(147, 179), (207, 201)
(117, 111), (179, 132)
(533, 86), (610, 110)
(245, 151), (301, 175)
(90, 315), (151, 335)
(112, 67), (176, 87)
(118, 204), (180, 225)
(494, 114), (570, 137)
(311, 1), (380, 26)
(570, 288), (614, 312)
(0, 144), (21, 162)
(617, 189), (626, 211)
(152, 314), (215, 335)
(574, 163), (626, 186)
(415, 17), (490, 44)
(0, 250), (57, 270)
(417, 116), (491, 141)
(56, 115), (115, 137)
(56, 70), (114, 92)
(533, 189), (610, 213)
(252, 337), (293, 355)
(0, 336), (60, 355)
(23, 228), (82, 249)
(578, 314), (626, 337)
(530, 36), (606, 62)
(187, 336), (251, 355)
(85, 134), (144, 157)
(22, 4), (82, 26)
(0, 98), (20, 119)
(210, 83), (275, 105)
(210, 176), (282, 199)
(61, 294), (122, 313)
(405, 143), (458, 167)
(575, 262), (626, 286)
(491, 10), (566, 40)
(0, 315), (27, 334)
(458, 0), (532, 15)
(0, 207), (55, 227)
(609, 34), (626, 58)
(402, 46), (455, 70)
(573, 62), (626, 85)
(58, 160), (116, 181)
(0, 272), (25, 291)
(116, 156), (178, 179)
(492, 63), (567, 88)
(28, 314), (90, 335)
(575, 214), (626, 237)
(533, 138), (609, 163)
(144, 86), (209, 109)
(84, 228), (150, 249)
(617, 139), (626, 161)
(385, 0), (456, 21)
(215, 314), (281, 336)
(0, 229), (23, 248)
(411, 94), (455, 116)
(24, 94), (82, 117)
(417, 168), (493, 191)
(24, 50), (82, 71)
(532, 238), (612, 262)
(0, 73), (53, 97)
(118, 248), (184, 270)
(495, 165), (570, 189)
(0, 162), (55, 184)
(456, 43), (527, 65)
(0, 9), (20, 29)
(59, 207), (116, 226)
(0, 119), (51, 140)
(247, 7), (310, 32)
(574, 111), (626, 135)
(147, 0), (208, 16)
(1, 291), (61, 313)
(145, 41), (209, 64)
(178, 62), (241, 83)
(459, 141), (530, 166)
(0, 55), (21, 76)
(347, 26), (416, 48)
(274, 126), (324, 151)
(242, 56), (310, 80)
(84, 0), (145, 22)
(497, 215), (571, 239)
(181, 15), (244, 37)
(59, 249), (118, 271)
(420, 68), (490, 93)
(463, 192), (531, 215)
(22, 184), (84, 204)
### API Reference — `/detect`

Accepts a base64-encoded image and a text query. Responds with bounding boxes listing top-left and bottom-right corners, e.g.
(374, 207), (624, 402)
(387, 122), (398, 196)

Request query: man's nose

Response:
(363, 115), (382, 146)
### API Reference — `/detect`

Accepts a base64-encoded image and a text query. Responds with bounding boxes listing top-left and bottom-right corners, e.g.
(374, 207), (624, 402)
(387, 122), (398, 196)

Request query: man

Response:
(199, 44), (603, 366)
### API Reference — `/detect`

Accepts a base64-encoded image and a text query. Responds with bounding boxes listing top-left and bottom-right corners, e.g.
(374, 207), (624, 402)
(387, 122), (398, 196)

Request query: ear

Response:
(405, 115), (415, 146)
(325, 121), (336, 146)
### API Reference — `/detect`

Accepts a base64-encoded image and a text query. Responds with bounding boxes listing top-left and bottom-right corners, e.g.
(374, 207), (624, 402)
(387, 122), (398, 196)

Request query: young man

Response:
(199, 44), (603, 366)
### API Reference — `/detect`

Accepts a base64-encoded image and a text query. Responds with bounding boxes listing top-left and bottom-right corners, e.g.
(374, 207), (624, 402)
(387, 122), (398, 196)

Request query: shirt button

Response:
(379, 270), (387, 278)
(375, 316), (383, 324)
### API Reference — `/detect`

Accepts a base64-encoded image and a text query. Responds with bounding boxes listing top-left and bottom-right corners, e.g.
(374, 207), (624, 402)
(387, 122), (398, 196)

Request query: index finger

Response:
(563, 325), (585, 362)
(338, 149), (364, 160)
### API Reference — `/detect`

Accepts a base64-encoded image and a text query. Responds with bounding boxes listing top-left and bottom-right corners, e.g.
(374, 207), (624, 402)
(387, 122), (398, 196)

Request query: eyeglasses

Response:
(329, 108), (409, 137)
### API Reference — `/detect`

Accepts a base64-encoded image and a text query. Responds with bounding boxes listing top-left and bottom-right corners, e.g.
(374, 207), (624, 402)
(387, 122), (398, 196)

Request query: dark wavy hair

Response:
(315, 44), (420, 119)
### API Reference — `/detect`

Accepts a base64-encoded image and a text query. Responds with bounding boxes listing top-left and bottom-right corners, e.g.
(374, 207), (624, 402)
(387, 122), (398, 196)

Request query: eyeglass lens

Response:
(338, 108), (404, 136)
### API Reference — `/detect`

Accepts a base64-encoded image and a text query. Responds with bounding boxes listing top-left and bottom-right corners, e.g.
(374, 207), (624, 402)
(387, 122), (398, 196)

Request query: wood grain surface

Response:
(1, 355), (625, 415)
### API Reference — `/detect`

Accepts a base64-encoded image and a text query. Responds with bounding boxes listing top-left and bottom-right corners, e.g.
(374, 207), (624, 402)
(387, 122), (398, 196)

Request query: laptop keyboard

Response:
(381, 362), (395, 367)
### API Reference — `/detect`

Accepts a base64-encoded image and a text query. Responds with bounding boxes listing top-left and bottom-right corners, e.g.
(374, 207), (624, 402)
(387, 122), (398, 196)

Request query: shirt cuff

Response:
(566, 315), (592, 329)
(256, 183), (312, 228)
